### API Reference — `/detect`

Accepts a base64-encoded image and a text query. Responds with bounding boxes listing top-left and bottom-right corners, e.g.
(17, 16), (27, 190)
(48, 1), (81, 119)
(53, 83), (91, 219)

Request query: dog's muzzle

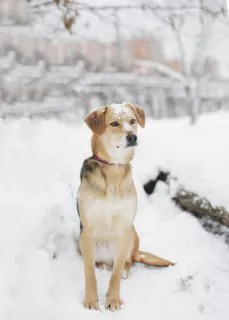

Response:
(126, 134), (137, 147)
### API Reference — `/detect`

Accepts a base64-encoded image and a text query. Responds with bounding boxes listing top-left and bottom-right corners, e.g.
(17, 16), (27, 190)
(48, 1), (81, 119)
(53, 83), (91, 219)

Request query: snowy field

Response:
(1, 111), (229, 320)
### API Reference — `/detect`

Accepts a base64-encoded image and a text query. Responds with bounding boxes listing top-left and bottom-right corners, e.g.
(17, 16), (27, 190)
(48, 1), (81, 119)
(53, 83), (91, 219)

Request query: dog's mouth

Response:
(115, 135), (138, 148)
(126, 141), (137, 148)
(116, 142), (137, 148)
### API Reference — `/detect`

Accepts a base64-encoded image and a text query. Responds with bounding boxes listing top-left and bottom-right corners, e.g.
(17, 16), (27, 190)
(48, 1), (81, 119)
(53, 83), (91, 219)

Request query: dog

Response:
(77, 102), (174, 311)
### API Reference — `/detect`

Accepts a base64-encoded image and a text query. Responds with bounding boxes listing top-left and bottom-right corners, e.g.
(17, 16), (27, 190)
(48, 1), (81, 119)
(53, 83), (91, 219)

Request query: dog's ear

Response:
(84, 106), (107, 135)
(128, 104), (145, 128)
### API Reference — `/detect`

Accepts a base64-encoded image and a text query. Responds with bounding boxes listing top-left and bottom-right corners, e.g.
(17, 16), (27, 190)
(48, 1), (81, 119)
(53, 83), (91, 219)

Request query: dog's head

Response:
(84, 102), (145, 150)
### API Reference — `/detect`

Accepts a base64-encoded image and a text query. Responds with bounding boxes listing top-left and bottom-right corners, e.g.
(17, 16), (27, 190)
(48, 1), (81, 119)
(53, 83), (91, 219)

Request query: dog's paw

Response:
(83, 297), (100, 311)
(95, 262), (110, 270)
(122, 269), (130, 279)
(105, 297), (124, 311)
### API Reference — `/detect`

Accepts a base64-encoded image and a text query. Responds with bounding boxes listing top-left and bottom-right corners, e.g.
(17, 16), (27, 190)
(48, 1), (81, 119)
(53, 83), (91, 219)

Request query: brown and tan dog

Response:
(77, 102), (174, 311)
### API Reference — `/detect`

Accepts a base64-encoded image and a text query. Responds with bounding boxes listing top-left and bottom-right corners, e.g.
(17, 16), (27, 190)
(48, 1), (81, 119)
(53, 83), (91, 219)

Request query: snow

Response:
(1, 111), (229, 320)
(123, 122), (133, 131)
(110, 102), (133, 119)
(135, 110), (229, 211)
(110, 103), (125, 116)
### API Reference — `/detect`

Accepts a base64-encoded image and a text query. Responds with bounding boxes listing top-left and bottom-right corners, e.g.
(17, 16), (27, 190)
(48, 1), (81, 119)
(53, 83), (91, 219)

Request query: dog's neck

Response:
(91, 135), (134, 165)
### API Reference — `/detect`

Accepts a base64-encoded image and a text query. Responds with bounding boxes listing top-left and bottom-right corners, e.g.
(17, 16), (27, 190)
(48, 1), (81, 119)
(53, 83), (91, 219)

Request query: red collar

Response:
(93, 154), (114, 165)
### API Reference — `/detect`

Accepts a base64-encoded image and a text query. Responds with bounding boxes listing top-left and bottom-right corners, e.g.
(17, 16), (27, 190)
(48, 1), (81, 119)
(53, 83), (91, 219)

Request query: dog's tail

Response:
(134, 250), (175, 267)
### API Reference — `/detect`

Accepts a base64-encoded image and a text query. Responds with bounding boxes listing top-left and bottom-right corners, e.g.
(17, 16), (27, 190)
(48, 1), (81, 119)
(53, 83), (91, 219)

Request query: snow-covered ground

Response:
(1, 111), (229, 320)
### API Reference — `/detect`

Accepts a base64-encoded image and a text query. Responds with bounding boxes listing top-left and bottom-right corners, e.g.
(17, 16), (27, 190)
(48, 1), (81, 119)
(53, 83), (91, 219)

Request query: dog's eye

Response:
(110, 121), (119, 127)
(130, 119), (136, 124)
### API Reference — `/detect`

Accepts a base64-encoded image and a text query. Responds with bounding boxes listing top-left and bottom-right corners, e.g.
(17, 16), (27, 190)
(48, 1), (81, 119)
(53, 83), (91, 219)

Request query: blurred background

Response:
(1, 0), (229, 122)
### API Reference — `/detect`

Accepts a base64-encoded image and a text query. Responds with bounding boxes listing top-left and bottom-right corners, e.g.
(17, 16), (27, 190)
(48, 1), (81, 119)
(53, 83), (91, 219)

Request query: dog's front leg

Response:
(81, 229), (99, 310)
(105, 228), (131, 311)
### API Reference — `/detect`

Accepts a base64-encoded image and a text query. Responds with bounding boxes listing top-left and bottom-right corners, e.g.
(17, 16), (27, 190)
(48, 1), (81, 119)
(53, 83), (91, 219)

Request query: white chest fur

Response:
(83, 194), (136, 263)
(85, 195), (136, 237)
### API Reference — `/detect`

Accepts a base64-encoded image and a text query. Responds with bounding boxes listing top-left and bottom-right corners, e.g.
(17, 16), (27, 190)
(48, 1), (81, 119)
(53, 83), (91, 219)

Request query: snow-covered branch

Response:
(27, 0), (227, 32)
(27, 1), (227, 14)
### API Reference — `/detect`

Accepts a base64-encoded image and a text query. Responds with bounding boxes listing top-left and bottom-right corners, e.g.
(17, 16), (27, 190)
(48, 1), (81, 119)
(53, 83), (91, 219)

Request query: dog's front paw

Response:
(83, 297), (100, 310)
(105, 296), (124, 311)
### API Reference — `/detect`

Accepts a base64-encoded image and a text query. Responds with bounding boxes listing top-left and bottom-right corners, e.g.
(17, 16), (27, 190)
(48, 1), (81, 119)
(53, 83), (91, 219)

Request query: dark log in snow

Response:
(173, 189), (229, 228)
(143, 172), (229, 230)
(143, 171), (170, 195)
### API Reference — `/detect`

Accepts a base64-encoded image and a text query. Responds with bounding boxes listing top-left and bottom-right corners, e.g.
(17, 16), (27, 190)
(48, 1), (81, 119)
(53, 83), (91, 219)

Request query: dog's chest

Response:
(85, 166), (136, 237)
(87, 196), (135, 234)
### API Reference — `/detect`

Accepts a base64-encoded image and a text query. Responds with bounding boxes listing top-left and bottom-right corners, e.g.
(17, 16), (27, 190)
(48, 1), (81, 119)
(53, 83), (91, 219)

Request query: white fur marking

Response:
(95, 241), (116, 263)
(83, 194), (136, 264)
(85, 196), (136, 233)
(106, 146), (130, 164)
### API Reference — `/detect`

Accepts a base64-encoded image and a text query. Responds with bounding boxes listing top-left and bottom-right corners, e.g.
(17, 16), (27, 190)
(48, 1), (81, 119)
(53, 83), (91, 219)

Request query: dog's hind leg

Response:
(122, 260), (133, 279)
(121, 226), (139, 280)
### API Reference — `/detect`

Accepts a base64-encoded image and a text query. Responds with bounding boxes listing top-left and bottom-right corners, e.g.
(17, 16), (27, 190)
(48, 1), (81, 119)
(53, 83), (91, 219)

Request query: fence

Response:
(1, 61), (229, 119)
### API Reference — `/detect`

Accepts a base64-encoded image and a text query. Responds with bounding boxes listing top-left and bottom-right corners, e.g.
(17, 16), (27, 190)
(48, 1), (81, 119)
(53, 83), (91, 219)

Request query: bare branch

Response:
(28, 0), (53, 9)
(28, 1), (225, 15)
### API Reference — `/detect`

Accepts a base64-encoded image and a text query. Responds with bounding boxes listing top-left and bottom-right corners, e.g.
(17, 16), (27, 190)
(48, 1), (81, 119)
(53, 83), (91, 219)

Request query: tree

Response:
(26, 1), (229, 123)
(151, 0), (228, 123)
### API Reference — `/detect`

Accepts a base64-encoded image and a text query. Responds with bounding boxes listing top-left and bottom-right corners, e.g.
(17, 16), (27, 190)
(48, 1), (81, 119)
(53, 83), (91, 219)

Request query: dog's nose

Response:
(126, 134), (137, 145)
